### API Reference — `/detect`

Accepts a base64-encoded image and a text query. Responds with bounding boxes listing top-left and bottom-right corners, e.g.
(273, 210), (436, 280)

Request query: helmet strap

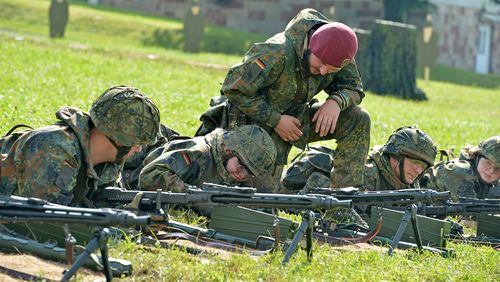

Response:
(397, 156), (410, 184)
(106, 136), (132, 163)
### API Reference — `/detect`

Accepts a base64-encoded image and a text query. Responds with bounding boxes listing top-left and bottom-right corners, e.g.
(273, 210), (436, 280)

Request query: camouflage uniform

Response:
(363, 145), (409, 191)
(139, 125), (277, 192)
(282, 126), (436, 192)
(0, 86), (160, 206)
(120, 123), (179, 189)
(0, 107), (122, 205)
(420, 136), (500, 201)
(198, 8), (370, 188)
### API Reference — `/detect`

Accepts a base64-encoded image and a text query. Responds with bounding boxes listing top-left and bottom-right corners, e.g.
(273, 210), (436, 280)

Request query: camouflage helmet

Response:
(222, 125), (277, 179)
(89, 85), (160, 147)
(471, 136), (500, 164)
(382, 126), (437, 166)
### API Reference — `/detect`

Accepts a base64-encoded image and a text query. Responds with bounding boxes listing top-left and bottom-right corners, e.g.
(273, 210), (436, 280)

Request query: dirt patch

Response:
(329, 242), (389, 252)
(0, 253), (103, 281)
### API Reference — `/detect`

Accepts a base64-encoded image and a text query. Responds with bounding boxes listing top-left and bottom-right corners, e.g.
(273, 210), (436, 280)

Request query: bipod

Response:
(388, 204), (423, 255)
(282, 211), (315, 265)
(62, 228), (113, 282)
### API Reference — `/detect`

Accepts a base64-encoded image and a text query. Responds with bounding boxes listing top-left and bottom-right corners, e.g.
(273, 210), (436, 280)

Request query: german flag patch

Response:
(181, 152), (192, 166)
(243, 58), (266, 83)
(255, 58), (266, 70)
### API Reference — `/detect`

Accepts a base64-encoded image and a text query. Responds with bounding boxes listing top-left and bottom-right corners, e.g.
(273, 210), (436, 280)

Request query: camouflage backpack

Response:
(282, 146), (335, 192)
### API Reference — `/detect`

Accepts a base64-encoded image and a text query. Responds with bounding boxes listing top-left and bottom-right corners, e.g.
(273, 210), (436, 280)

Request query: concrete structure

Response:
(99, 0), (500, 75)
(430, 0), (500, 74)
(99, 0), (383, 34)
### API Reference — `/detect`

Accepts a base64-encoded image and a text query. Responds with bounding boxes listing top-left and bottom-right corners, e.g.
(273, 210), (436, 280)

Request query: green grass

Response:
(1, 0), (500, 281)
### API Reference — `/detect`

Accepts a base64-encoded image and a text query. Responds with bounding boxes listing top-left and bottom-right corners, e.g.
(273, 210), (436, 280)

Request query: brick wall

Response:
(491, 22), (500, 74)
(99, 0), (383, 35)
(431, 2), (500, 74)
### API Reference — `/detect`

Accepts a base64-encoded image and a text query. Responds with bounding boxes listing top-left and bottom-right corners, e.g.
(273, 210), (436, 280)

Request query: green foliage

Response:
(370, 20), (425, 100)
(1, 0), (499, 280)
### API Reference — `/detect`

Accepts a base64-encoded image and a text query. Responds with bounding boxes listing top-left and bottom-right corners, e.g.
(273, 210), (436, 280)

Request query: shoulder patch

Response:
(255, 58), (266, 70)
(242, 58), (266, 83)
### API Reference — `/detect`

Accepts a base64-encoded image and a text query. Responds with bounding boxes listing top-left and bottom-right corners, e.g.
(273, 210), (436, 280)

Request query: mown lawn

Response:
(1, 0), (499, 281)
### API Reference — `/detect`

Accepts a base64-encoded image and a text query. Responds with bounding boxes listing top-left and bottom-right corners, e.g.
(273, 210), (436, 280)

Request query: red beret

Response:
(309, 22), (358, 67)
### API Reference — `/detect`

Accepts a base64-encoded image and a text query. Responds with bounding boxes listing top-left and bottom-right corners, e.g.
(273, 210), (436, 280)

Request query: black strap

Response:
(69, 149), (91, 207)
(3, 124), (34, 137)
(155, 230), (272, 256)
(0, 264), (57, 282)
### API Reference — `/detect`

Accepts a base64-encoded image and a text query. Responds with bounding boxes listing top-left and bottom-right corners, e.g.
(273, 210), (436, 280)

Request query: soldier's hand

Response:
(274, 115), (302, 142)
(312, 99), (340, 137)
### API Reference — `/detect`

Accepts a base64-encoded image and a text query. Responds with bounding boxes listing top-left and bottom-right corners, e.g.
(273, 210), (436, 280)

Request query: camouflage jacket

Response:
(420, 157), (492, 201)
(221, 9), (364, 141)
(363, 146), (409, 191)
(139, 129), (237, 192)
(0, 107), (121, 205)
(282, 145), (408, 191)
(120, 124), (179, 189)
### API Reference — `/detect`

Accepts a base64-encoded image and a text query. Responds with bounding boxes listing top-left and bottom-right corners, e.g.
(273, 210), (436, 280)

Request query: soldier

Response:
(139, 125), (277, 193)
(196, 8), (370, 189)
(120, 123), (180, 189)
(0, 86), (161, 206)
(420, 136), (500, 201)
(282, 126), (437, 192)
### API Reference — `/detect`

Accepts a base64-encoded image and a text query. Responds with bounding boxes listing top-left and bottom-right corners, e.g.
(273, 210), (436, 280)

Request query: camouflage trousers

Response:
(303, 103), (370, 188)
(223, 102), (370, 189)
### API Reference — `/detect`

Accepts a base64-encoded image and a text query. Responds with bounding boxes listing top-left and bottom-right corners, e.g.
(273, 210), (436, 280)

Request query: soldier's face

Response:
(402, 158), (428, 184)
(225, 156), (253, 182)
(308, 52), (341, 76)
(391, 156), (427, 184)
(477, 157), (500, 184)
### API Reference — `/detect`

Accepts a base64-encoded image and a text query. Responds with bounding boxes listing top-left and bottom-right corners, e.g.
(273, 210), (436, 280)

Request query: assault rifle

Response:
(304, 187), (451, 206)
(99, 183), (353, 264)
(0, 195), (150, 282)
(303, 187), (452, 255)
(100, 183), (352, 210)
(389, 197), (500, 217)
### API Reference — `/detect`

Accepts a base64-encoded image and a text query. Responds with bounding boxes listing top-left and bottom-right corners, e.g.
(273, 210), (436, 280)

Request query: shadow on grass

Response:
(418, 65), (500, 89)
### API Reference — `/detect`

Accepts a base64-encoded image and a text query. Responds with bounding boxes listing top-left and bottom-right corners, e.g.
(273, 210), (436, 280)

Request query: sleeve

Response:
(362, 161), (380, 191)
(221, 43), (286, 128)
(15, 135), (80, 205)
(139, 149), (203, 192)
(324, 60), (365, 111)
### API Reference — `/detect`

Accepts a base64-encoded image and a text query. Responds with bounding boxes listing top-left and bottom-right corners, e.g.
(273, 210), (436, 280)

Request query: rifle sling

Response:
(0, 264), (57, 282)
(313, 217), (383, 245)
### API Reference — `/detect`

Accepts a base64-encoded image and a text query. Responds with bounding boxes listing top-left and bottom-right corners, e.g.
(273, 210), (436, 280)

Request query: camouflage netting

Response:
(355, 20), (426, 100)
(354, 28), (373, 91)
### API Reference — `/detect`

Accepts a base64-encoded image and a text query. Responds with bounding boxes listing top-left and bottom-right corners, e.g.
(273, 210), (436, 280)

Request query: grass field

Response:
(1, 0), (499, 281)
